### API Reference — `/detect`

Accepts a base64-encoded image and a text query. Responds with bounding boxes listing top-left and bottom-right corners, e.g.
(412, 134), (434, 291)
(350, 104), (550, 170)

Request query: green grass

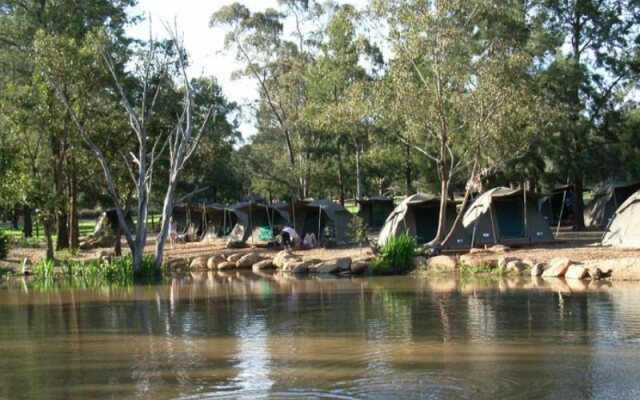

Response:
(0, 218), (96, 245)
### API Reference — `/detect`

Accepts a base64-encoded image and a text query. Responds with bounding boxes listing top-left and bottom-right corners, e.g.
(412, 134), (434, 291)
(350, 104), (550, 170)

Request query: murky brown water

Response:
(1, 272), (640, 399)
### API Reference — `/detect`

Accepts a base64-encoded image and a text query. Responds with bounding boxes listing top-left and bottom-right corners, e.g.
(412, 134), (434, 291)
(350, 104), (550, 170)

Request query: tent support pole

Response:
(318, 206), (322, 241)
(556, 190), (567, 238)
(489, 205), (498, 245)
(523, 188), (528, 241)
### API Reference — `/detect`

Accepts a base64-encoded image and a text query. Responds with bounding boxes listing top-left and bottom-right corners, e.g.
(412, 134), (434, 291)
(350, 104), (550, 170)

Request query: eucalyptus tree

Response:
(0, 0), (137, 257)
(38, 27), (213, 274)
(211, 1), (329, 198)
(304, 3), (383, 203)
(537, 0), (640, 230)
(372, 0), (546, 246)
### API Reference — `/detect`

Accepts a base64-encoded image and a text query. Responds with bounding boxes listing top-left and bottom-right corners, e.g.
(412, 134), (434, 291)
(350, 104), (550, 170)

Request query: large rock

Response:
(227, 253), (244, 263)
(273, 251), (302, 269)
(350, 260), (369, 275)
(414, 256), (428, 269)
(252, 259), (274, 271)
(290, 261), (313, 274)
(427, 255), (457, 271)
(531, 263), (545, 277)
(217, 261), (236, 270)
(236, 252), (264, 269)
(313, 260), (342, 274)
(541, 257), (572, 278)
(506, 260), (527, 274)
(565, 264), (589, 280)
(498, 256), (519, 269)
(207, 255), (226, 269)
(335, 257), (352, 272)
(488, 244), (511, 253)
(189, 256), (208, 269)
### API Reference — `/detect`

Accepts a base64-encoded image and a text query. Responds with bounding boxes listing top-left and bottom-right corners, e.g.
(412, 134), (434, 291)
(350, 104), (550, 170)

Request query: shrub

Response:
(370, 233), (416, 275)
(0, 230), (9, 259)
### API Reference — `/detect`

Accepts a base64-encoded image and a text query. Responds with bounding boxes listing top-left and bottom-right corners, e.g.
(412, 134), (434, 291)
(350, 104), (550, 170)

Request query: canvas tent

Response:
(274, 199), (354, 244)
(203, 203), (236, 238)
(463, 187), (554, 246)
(537, 185), (574, 225)
(584, 182), (640, 229)
(356, 196), (395, 229)
(172, 204), (209, 237)
(377, 193), (469, 249)
(601, 190), (640, 247)
(228, 201), (288, 244)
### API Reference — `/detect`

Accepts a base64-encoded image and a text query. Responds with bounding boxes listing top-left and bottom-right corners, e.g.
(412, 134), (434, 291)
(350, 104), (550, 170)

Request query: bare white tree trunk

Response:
(40, 26), (212, 276)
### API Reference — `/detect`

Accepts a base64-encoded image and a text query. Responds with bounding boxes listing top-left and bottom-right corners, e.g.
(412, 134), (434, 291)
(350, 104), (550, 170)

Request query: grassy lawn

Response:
(0, 218), (97, 244)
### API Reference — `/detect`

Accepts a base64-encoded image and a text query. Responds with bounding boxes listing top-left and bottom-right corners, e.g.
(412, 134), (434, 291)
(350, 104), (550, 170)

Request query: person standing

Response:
(281, 225), (298, 251)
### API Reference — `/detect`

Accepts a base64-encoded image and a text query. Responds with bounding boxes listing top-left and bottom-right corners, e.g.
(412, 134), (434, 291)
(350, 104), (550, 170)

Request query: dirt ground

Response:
(3, 229), (640, 279)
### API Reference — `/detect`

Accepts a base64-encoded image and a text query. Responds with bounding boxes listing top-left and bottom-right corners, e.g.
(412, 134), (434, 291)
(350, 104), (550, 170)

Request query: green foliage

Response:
(31, 254), (160, 286)
(459, 263), (504, 276)
(370, 233), (415, 275)
(0, 230), (10, 259)
(33, 259), (55, 280)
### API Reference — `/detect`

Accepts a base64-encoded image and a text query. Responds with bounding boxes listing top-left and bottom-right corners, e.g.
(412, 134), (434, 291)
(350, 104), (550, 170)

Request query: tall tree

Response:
(538, 0), (640, 229)
(372, 0), (545, 246)
(37, 27), (213, 274)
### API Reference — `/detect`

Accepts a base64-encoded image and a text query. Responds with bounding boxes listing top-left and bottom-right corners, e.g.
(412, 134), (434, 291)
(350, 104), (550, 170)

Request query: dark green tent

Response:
(356, 195), (395, 229)
(377, 193), (469, 249)
(463, 187), (554, 247)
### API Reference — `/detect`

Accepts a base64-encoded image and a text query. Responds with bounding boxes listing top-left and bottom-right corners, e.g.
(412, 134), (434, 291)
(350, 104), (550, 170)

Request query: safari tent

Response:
(356, 195), (395, 229)
(377, 193), (469, 249)
(584, 182), (640, 229)
(602, 190), (640, 247)
(537, 185), (574, 225)
(274, 199), (354, 244)
(228, 201), (288, 244)
(172, 204), (208, 237)
(463, 187), (554, 246)
(202, 203), (236, 238)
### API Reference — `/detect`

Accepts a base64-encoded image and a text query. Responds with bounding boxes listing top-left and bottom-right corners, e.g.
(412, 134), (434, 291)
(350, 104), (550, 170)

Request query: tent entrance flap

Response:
(495, 198), (525, 238)
(372, 203), (387, 228)
(302, 209), (323, 238)
(413, 206), (439, 244)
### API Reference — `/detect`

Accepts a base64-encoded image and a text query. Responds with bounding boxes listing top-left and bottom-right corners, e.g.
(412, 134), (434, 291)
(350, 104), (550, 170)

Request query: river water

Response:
(1, 272), (640, 399)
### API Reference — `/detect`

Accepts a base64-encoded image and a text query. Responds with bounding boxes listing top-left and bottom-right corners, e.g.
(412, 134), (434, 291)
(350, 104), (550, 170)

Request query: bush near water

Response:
(370, 233), (416, 275)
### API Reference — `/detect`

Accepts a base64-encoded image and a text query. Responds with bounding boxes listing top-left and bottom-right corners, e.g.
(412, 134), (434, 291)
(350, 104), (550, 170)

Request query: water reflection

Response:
(1, 274), (640, 399)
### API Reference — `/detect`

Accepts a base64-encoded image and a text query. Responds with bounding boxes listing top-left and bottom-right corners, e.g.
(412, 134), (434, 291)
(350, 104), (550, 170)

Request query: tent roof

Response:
(399, 193), (440, 206)
(592, 181), (640, 198)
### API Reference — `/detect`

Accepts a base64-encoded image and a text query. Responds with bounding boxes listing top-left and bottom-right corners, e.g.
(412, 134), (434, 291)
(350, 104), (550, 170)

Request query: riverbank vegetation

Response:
(2, 0), (640, 277)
